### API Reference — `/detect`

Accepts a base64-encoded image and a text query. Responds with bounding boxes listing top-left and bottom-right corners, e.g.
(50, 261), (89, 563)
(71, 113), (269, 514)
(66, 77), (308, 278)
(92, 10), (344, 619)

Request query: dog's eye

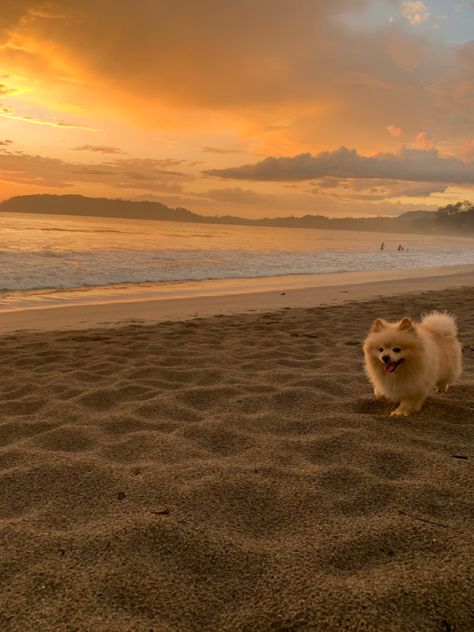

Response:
(393, 347), (401, 353)
(378, 347), (384, 353)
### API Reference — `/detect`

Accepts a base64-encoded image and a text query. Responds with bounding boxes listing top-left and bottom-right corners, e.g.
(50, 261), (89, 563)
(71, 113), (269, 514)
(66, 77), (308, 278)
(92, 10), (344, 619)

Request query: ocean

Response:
(1, 212), (473, 310)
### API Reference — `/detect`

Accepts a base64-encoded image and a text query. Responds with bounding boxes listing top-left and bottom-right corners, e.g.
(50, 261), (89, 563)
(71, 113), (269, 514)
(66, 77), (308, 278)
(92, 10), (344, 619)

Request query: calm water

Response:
(1, 212), (473, 309)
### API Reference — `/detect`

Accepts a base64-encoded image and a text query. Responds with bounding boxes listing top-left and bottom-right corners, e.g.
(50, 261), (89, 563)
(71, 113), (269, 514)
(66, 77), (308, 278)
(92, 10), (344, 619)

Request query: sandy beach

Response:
(1, 264), (474, 334)
(0, 274), (473, 631)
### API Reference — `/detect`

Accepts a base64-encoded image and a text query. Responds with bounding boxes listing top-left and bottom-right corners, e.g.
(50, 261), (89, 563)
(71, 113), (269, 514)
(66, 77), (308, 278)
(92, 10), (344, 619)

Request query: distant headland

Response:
(1, 194), (473, 235)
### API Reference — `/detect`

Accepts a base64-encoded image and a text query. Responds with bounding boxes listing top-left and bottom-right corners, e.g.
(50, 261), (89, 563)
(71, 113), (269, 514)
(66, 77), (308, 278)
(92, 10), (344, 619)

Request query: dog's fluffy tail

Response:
(421, 311), (458, 338)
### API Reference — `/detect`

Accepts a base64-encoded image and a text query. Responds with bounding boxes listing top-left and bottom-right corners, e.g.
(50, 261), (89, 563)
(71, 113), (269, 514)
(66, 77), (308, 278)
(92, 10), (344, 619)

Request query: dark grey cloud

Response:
(204, 146), (474, 185)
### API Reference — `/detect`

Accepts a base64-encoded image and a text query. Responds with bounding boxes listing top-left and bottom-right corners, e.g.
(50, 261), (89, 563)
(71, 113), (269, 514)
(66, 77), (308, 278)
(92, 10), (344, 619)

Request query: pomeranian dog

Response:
(363, 311), (462, 416)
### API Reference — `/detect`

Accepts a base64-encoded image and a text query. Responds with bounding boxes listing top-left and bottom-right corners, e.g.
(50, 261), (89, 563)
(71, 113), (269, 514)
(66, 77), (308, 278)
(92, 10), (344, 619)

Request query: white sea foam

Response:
(2, 246), (474, 292)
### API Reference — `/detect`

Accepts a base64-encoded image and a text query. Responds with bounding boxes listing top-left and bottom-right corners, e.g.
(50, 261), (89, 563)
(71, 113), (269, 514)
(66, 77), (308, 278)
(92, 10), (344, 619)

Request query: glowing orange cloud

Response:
(0, 1), (472, 216)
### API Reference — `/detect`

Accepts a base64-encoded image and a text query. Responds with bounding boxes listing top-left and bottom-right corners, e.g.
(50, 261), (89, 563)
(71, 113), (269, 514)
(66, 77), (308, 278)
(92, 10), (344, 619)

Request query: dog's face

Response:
(364, 317), (422, 375)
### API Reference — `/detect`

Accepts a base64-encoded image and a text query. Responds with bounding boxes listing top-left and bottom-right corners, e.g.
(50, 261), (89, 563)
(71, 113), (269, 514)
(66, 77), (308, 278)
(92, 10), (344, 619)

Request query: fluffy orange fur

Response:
(363, 311), (462, 416)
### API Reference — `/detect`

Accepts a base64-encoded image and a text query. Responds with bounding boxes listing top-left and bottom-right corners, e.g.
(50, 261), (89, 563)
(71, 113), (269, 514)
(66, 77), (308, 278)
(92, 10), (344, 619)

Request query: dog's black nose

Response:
(382, 355), (390, 364)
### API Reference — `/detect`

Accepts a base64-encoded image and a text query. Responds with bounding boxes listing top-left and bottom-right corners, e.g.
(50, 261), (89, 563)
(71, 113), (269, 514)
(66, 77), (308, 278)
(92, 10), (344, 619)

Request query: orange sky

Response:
(0, 0), (473, 217)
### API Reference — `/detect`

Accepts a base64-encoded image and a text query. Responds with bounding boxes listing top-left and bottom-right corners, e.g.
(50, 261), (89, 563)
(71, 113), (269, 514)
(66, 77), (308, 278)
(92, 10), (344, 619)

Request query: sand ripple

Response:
(0, 286), (473, 631)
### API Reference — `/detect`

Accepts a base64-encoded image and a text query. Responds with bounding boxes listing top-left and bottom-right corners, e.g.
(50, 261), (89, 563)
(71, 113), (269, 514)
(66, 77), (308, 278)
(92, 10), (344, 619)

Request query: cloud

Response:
(72, 144), (125, 154)
(203, 187), (270, 205)
(204, 146), (474, 185)
(0, 2), (461, 117)
(309, 177), (448, 201)
(386, 123), (402, 137)
(0, 105), (98, 130)
(202, 147), (248, 155)
(415, 131), (433, 149)
(0, 0), (470, 167)
(0, 0), (473, 216)
(0, 139), (13, 146)
(462, 139), (474, 162)
(401, 2), (431, 26)
(0, 151), (190, 192)
(0, 1), (358, 108)
(0, 83), (16, 95)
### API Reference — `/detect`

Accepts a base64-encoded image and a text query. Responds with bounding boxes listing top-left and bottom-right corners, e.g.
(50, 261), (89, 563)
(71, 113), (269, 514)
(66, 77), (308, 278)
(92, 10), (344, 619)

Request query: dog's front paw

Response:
(390, 407), (409, 417)
(390, 397), (424, 417)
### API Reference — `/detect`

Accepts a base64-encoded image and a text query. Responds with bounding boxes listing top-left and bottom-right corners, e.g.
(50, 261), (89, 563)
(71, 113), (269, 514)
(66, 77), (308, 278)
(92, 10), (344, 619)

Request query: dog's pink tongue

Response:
(384, 362), (397, 373)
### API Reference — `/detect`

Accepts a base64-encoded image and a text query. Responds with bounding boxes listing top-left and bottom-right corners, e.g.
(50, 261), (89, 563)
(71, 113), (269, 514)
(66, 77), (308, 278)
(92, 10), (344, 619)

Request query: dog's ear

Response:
(398, 317), (414, 331)
(370, 318), (387, 332)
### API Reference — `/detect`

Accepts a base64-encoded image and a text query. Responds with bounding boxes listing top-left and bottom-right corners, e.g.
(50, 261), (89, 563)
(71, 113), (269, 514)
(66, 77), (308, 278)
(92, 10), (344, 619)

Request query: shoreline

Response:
(1, 263), (473, 333)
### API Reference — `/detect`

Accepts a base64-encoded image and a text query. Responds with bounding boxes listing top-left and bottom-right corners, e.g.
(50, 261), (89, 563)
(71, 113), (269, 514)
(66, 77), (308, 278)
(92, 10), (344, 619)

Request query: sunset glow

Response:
(1, 0), (473, 217)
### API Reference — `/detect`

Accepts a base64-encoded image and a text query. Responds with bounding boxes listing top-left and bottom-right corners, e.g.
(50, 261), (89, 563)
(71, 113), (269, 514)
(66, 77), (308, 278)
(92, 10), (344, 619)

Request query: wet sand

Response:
(1, 263), (473, 334)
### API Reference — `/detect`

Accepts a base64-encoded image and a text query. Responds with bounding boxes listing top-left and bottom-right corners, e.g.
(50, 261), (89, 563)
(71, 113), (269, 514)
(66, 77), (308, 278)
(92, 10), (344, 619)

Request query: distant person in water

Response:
(380, 242), (385, 251)
(397, 244), (403, 251)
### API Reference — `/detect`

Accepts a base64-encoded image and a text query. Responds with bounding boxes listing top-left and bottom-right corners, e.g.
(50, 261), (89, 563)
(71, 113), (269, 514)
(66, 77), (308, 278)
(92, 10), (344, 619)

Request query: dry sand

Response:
(0, 283), (473, 631)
